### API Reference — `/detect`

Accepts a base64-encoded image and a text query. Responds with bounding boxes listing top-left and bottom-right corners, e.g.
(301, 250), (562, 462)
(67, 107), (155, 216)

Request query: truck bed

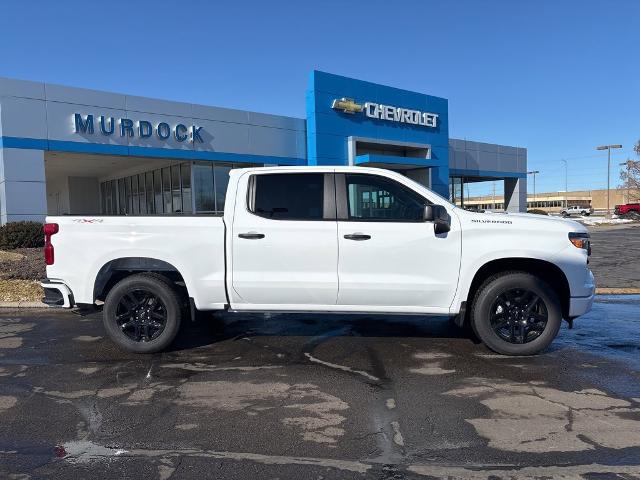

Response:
(45, 215), (227, 310)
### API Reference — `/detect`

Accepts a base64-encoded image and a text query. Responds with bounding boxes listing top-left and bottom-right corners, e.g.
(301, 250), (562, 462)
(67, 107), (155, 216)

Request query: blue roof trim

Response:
(355, 154), (445, 168)
(1, 137), (48, 150)
(449, 168), (527, 179)
(0, 136), (306, 166)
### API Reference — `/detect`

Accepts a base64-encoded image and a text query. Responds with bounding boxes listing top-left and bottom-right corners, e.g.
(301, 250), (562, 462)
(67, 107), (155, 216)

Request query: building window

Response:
(181, 163), (192, 213)
(162, 167), (172, 213)
(214, 165), (232, 212)
(108, 180), (117, 214)
(145, 172), (154, 214)
(170, 166), (181, 212)
(100, 161), (251, 216)
(118, 178), (126, 215)
(193, 164), (215, 212)
(153, 170), (163, 214)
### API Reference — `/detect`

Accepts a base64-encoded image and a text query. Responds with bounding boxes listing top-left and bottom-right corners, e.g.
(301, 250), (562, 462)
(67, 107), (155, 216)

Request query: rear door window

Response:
(251, 173), (325, 220)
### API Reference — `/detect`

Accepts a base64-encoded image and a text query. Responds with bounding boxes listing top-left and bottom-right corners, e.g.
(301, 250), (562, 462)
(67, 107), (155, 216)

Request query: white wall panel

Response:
(0, 76), (45, 100)
(46, 84), (126, 110)
(0, 97), (47, 139)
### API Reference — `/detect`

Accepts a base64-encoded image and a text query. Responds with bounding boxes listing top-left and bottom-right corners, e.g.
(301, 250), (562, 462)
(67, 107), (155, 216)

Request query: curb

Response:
(595, 288), (640, 295)
(0, 301), (49, 309)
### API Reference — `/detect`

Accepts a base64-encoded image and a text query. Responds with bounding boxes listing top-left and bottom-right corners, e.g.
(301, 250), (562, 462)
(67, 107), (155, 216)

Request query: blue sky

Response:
(1, 0), (638, 195)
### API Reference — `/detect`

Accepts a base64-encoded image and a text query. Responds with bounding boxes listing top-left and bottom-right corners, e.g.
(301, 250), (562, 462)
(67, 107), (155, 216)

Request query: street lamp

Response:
(596, 144), (623, 217)
(527, 170), (540, 208)
(560, 159), (568, 209)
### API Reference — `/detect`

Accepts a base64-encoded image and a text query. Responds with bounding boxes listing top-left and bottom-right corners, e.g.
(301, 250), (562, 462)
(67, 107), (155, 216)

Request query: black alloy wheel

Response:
(470, 271), (562, 356)
(115, 289), (167, 342)
(489, 288), (548, 344)
(103, 273), (182, 353)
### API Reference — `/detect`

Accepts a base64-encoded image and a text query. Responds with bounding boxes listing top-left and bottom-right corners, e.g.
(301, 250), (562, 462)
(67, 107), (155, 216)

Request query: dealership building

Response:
(0, 71), (527, 224)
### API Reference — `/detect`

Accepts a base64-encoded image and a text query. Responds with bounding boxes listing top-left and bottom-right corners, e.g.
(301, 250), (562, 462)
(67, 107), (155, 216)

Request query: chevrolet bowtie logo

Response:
(331, 98), (363, 114)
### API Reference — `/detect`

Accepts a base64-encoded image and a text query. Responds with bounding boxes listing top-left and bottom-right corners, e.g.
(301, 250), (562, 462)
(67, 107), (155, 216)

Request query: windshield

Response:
(399, 174), (457, 209)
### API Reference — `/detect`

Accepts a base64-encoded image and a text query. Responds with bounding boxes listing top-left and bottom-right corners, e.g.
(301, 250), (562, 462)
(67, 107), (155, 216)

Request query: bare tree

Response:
(619, 139), (640, 202)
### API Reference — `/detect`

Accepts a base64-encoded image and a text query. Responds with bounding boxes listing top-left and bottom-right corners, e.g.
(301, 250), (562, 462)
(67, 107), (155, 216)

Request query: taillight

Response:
(43, 223), (59, 265)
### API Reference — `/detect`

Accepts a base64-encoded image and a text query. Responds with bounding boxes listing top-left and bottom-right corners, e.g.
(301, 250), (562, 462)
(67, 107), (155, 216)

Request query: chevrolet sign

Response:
(331, 98), (363, 114)
(332, 98), (438, 128)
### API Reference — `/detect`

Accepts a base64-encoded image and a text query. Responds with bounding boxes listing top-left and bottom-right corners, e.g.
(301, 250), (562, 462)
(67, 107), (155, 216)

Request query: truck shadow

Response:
(168, 311), (478, 352)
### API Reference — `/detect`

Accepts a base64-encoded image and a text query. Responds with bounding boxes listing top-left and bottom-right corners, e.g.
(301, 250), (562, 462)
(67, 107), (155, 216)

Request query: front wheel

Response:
(470, 272), (562, 355)
(103, 273), (182, 353)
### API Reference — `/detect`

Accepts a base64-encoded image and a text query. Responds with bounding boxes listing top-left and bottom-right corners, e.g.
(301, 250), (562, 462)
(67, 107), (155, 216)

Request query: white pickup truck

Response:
(561, 205), (594, 217)
(41, 166), (595, 356)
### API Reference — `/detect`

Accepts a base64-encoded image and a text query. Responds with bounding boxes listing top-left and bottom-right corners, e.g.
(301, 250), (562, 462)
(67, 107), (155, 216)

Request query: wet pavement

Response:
(0, 296), (639, 479)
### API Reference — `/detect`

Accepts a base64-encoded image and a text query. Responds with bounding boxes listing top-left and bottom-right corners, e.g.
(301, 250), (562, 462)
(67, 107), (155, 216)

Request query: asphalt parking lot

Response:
(1, 296), (640, 479)
(589, 225), (640, 288)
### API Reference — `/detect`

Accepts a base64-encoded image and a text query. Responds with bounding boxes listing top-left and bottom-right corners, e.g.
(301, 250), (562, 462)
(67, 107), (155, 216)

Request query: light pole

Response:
(527, 170), (540, 209)
(560, 159), (568, 209)
(596, 144), (623, 217)
(492, 181), (496, 210)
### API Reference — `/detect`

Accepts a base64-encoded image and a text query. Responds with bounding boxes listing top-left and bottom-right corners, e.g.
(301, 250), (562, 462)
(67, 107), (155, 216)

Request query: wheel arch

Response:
(465, 257), (571, 320)
(93, 257), (188, 303)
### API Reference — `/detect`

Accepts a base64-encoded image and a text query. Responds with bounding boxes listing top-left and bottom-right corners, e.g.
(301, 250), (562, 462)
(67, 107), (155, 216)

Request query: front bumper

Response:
(40, 279), (74, 308)
(568, 269), (595, 318)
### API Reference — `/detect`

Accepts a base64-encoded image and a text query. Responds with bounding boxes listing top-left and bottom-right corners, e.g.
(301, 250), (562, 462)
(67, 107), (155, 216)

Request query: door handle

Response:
(344, 233), (371, 241)
(238, 232), (265, 239)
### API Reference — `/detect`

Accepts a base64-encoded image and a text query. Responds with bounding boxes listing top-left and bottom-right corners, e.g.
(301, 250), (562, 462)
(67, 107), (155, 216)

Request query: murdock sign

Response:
(73, 113), (204, 143)
(331, 97), (438, 128)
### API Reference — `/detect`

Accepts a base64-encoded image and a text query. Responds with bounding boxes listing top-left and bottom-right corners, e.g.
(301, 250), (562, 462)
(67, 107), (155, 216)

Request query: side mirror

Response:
(423, 205), (435, 221)
(424, 205), (451, 234)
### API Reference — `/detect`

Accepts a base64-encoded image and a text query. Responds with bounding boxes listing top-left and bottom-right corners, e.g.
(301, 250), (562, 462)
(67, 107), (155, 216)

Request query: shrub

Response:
(0, 221), (44, 249)
(527, 209), (549, 216)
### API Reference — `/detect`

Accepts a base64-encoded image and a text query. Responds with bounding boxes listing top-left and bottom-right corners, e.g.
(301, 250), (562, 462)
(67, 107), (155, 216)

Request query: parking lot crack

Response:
(303, 352), (380, 382)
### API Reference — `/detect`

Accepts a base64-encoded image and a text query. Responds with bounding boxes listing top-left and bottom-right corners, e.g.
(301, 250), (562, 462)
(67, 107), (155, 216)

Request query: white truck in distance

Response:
(561, 205), (594, 217)
(41, 166), (595, 356)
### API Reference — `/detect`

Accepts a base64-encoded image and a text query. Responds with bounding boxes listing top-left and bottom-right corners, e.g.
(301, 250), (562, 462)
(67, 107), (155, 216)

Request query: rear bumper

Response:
(568, 269), (595, 318)
(40, 279), (74, 308)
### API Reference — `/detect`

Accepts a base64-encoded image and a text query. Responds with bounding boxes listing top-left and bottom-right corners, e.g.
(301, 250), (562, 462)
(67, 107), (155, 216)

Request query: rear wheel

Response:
(103, 273), (182, 353)
(470, 272), (562, 355)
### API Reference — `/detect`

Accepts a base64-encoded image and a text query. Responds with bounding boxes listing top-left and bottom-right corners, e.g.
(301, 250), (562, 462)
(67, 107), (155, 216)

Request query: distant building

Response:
(463, 188), (639, 213)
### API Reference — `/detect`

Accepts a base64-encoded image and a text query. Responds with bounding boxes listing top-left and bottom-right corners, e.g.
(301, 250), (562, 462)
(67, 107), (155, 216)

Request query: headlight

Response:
(569, 232), (591, 255)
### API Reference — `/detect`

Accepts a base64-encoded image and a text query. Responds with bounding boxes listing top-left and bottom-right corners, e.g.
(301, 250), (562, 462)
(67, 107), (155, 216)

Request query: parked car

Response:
(614, 203), (640, 218)
(40, 166), (595, 356)
(561, 205), (593, 217)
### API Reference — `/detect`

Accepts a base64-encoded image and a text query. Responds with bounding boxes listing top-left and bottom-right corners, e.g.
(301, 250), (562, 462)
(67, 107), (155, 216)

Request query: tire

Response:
(583, 212), (591, 216)
(103, 273), (182, 353)
(470, 272), (562, 356)
(561, 212), (568, 217)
